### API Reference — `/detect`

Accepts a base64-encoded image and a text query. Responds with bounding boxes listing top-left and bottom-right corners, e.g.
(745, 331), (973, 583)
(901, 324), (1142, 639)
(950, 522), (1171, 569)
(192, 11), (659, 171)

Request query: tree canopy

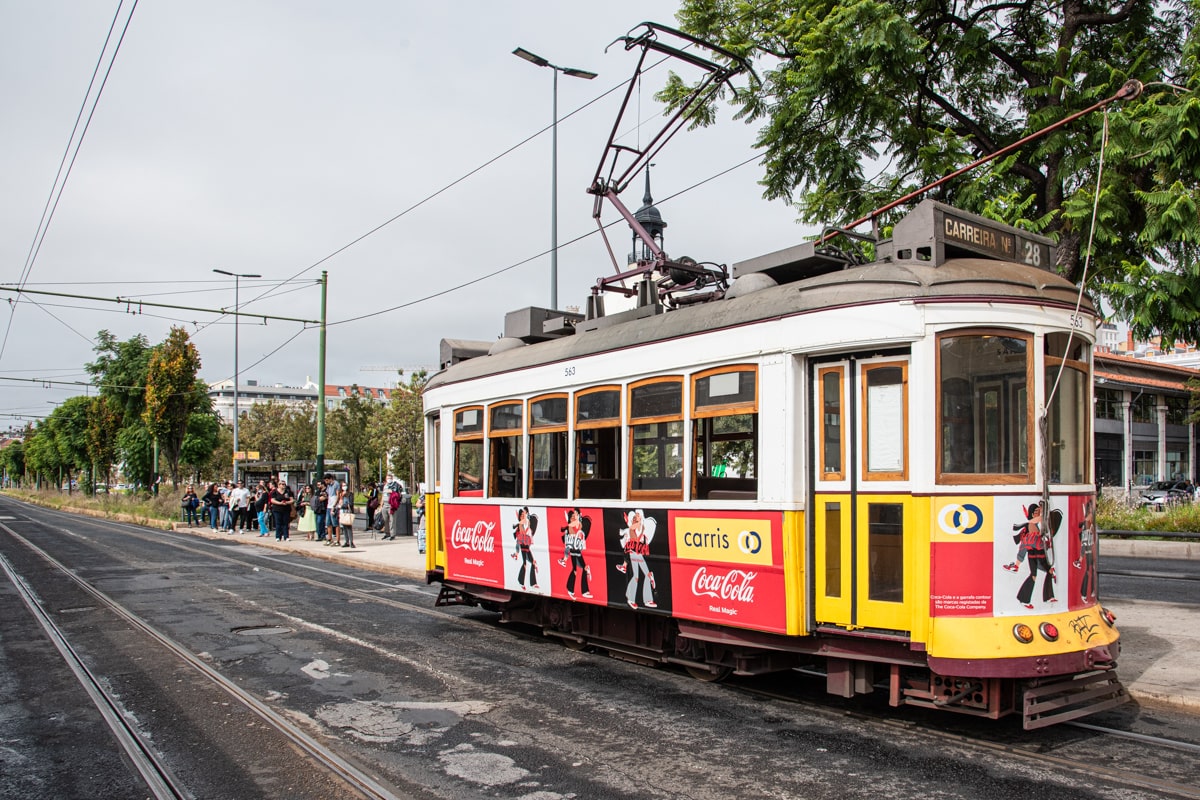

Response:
(664, 0), (1200, 342)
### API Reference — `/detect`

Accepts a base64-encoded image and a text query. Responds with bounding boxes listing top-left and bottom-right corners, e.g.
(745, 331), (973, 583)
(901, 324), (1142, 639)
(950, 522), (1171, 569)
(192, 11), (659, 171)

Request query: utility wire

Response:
(1, 0), (139, 363)
(327, 151), (762, 327)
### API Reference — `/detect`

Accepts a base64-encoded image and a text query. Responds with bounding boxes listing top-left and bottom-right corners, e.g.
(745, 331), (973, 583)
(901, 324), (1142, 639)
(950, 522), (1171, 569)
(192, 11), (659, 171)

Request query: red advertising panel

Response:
(442, 503), (504, 587)
(666, 510), (786, 634)
(930, 540), (993, 616)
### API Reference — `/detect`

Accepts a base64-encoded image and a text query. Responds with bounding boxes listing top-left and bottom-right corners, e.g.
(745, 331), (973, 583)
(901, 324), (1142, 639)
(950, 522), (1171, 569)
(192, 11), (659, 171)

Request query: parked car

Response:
(1140, 480), (1194, 511)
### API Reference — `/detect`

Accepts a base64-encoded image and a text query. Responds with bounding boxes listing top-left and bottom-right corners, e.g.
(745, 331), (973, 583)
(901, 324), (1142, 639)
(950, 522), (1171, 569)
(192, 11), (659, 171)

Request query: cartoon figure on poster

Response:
(618, 509), (657, 609)
(557, 507), (593, 599)
(1073, 498), (1098, 603)
(511, 506), (539, 590)
(1005, 502), (1060, 609)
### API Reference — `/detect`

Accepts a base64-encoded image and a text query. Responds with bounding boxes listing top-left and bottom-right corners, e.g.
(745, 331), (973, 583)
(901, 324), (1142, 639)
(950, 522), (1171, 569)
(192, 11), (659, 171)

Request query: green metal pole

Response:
(316, 271), (327, 480)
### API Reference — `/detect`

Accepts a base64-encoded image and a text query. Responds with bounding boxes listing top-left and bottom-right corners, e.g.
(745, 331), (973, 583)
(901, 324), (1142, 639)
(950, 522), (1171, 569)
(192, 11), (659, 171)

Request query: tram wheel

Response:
(562, 638), (589, 651)
(686, 665), (732, 683)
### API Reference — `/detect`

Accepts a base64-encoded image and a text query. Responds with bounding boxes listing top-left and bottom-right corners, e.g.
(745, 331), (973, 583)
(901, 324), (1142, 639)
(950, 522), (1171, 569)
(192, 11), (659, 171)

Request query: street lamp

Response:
(213, 268), (261, 483)
(513, 46), (597, 311)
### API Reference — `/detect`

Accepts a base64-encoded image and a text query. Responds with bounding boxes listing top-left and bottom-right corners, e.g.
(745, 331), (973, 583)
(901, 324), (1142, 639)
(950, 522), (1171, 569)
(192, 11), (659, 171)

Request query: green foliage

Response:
(86, 396), (123, 488)
(143, 327), (205, 483)
(670, 0), (1200, 343)
(373, 371), (427, 488)
(1096, 492), (1200, 533)
(328, 387), (382, 487)
(86, 330), (152, 426)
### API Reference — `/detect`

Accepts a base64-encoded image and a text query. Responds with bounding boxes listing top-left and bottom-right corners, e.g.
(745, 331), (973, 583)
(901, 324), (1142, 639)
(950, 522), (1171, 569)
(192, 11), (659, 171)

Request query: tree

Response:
(180, 409), (221, 482)
(664, 0), (1200, 342)
(86, 396), (123, 491)
(143, 327), (204, 484)
(374, 371), (427, 489)
(328, 387), (382, 488)
(0, 439), (25, 487)
(238, 402), (296, 462)
(86, 330), (152, 425)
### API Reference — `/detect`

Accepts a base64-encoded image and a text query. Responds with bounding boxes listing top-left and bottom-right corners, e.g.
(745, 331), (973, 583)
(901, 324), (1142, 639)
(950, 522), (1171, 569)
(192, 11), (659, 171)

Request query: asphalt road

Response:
(2, 496), (1198, 800)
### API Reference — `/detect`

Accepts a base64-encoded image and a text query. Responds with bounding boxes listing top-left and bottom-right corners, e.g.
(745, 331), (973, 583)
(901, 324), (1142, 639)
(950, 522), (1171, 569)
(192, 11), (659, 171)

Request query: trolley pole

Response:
(315, 270), (327, 480)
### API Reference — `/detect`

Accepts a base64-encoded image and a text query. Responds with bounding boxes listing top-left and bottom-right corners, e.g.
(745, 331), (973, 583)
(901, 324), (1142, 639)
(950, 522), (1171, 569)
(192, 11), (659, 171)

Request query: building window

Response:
(1133, 450), (1156, 485)
(1131, 394), (1157, 423)
(1095, 387), (1124, 420)
(1166, 396), (1190, 426)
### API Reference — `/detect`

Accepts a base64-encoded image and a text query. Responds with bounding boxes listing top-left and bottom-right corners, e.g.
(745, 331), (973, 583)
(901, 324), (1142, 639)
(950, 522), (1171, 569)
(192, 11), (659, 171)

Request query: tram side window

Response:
(629, 378), (684, 499)
(529, 394), (568, 499)
(1045, 333), (1090, 484)
(453, 407), (484, 497)
(693, 367), (758, 500)
(938, 332), (1032, 483)
(489, 402), (523, 498)
(576, 387), (622, 500)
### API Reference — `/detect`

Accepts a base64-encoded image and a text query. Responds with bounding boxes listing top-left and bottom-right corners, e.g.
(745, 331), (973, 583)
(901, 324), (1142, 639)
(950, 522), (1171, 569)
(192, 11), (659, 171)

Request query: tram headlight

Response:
(1012, 623), (1034, 644)
(1039, 622), (1059, 642)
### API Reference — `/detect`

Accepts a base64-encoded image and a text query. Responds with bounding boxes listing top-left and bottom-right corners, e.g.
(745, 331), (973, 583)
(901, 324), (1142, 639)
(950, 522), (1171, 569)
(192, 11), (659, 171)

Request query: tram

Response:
(420, 25), (1129, 729)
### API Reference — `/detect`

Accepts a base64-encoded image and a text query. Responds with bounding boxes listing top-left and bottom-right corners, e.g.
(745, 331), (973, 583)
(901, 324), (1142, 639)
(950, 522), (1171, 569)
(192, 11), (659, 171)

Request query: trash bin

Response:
(398, 497), (413, 536)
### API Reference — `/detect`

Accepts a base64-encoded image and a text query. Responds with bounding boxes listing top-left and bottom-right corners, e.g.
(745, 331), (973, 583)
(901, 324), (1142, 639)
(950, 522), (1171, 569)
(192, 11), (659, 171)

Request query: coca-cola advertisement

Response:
(543, 506), (608, 606)
(667, 510), (786, 633)
(501, 504), (551, 596)
(442, 504), (504, 587)
(602, 507), (673, 615)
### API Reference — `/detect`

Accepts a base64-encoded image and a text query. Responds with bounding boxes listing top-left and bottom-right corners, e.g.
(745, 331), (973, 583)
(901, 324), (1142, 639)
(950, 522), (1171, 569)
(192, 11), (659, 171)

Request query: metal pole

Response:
(232, 274), (240, 483)
(551, 67), (558, 311)
(316, 270), (327, 479)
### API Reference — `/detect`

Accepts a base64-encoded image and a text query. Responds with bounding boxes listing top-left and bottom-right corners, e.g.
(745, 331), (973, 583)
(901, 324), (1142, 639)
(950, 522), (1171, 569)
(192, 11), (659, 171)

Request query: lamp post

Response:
(513, 46), (596, 311)
(213, 268), (261, 483)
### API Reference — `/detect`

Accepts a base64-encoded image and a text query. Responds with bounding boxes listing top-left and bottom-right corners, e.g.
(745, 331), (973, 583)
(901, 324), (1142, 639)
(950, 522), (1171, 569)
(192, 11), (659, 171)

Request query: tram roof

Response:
(427, 255), (1092, 392)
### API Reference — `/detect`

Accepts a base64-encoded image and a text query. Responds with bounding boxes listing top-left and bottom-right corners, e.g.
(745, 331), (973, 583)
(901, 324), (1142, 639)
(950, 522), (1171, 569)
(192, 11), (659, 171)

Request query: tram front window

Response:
(1045, 332), (1090, 484)
(938, 332), (1032, 482)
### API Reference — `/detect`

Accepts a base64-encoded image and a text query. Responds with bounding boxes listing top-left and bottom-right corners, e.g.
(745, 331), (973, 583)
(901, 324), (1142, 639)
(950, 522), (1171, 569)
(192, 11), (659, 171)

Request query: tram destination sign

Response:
(936, 205), (1054, 269)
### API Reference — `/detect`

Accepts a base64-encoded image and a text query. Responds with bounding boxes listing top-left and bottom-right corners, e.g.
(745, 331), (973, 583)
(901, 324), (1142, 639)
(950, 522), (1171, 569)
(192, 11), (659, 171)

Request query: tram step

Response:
(1022, 671), (1129, 730)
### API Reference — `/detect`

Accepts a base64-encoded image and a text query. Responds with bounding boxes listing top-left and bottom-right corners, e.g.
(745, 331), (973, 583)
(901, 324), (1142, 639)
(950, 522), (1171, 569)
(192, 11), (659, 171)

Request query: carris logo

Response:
(691, 567), (757, 603)
(449, 519), (496, 552)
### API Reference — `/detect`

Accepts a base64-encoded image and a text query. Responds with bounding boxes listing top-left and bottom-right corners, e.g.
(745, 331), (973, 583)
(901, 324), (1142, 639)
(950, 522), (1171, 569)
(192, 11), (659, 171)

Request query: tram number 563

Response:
(1068, 314), (1086, 329)
(564, 365), (576, 378)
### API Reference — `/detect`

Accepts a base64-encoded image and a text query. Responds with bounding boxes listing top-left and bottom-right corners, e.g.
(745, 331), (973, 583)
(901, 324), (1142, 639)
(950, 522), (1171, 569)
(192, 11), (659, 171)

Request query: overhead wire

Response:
(0, 0), (139, 363)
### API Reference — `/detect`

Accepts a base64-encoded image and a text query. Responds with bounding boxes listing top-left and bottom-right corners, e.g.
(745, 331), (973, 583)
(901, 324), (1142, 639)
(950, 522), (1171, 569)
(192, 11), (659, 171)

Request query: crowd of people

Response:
(180, 474), (418, 548)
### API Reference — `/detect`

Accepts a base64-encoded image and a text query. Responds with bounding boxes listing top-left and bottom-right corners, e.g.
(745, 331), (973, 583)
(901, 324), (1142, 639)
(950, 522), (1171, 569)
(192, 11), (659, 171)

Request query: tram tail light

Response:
(1012, 623), (1034, 643)
(1100, 607), (1117, 627)
(1039, 622), (1059, 642)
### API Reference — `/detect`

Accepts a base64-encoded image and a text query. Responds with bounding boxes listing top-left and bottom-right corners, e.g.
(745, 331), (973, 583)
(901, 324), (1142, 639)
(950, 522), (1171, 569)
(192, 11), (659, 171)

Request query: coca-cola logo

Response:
(449, 519), (497, 552)
(691, 566), (757, 603)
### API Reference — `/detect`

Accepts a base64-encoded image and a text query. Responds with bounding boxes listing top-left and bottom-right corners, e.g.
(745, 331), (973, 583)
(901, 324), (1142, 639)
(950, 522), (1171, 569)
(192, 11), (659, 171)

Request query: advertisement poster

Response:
(667, 510), (786, 633)
(932, 494), (1097, 618)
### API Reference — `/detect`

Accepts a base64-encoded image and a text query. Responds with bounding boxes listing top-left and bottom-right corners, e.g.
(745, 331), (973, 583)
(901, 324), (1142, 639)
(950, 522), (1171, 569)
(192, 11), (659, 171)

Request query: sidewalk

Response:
(170, 523), (1200, 715)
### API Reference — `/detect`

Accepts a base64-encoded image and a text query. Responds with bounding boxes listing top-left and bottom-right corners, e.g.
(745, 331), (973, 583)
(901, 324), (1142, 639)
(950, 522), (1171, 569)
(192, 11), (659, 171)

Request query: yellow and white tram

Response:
(420, 199), (1126, 729)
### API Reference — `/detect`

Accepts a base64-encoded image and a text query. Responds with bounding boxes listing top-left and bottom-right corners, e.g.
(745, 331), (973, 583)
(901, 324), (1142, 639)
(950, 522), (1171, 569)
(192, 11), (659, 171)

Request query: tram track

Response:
(729, 680), (1200, 800)
(0, 520), (406, 800)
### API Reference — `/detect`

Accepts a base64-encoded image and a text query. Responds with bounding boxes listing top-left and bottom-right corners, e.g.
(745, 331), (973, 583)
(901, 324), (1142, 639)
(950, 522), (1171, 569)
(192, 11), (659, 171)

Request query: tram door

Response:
(811, 354), (912, 633)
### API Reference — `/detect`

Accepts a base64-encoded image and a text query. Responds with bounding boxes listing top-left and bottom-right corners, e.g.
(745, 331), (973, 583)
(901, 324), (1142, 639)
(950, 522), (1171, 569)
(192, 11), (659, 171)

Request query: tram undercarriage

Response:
(436, 581), (1128, 730)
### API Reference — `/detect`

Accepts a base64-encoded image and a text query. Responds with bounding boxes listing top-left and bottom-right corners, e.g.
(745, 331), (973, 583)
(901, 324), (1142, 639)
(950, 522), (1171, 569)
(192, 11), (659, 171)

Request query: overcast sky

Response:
(0, 1), (812, 426)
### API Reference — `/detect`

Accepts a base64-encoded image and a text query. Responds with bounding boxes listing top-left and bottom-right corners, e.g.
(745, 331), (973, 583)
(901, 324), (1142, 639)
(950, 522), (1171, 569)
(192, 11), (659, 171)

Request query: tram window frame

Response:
(1045, 333), (1091, 484)
(861, 361), (909, 482)
(817, 366), (846, 481)
(427, 412), (441, 492)
(691, 366), (758, 500)
(487, 401), (524, 499)
(452, 406), (484, 497)
(936, 329), (1034, 485)
(629, 376), (685, 501)
(575, 386), (622, 500)
(529, 393), (569, 499)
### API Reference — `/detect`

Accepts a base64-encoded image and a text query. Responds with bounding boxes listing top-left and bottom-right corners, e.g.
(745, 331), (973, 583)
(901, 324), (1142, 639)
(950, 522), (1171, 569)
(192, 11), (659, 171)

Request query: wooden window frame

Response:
(628, 376), (685, 502)
(487, 400), (523, 499)
(817, 365), (846, 481)
(452, 406), (484, 497)
(860, 360), (909, 482)
(936, 329), (1035, 485)
(528, 393), (569, 499)
(574, 385), (622, 500)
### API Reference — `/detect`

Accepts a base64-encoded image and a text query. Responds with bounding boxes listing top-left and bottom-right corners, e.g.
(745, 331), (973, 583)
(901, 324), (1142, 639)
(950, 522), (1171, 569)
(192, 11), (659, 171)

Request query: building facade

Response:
(208, 378), (394, 423)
